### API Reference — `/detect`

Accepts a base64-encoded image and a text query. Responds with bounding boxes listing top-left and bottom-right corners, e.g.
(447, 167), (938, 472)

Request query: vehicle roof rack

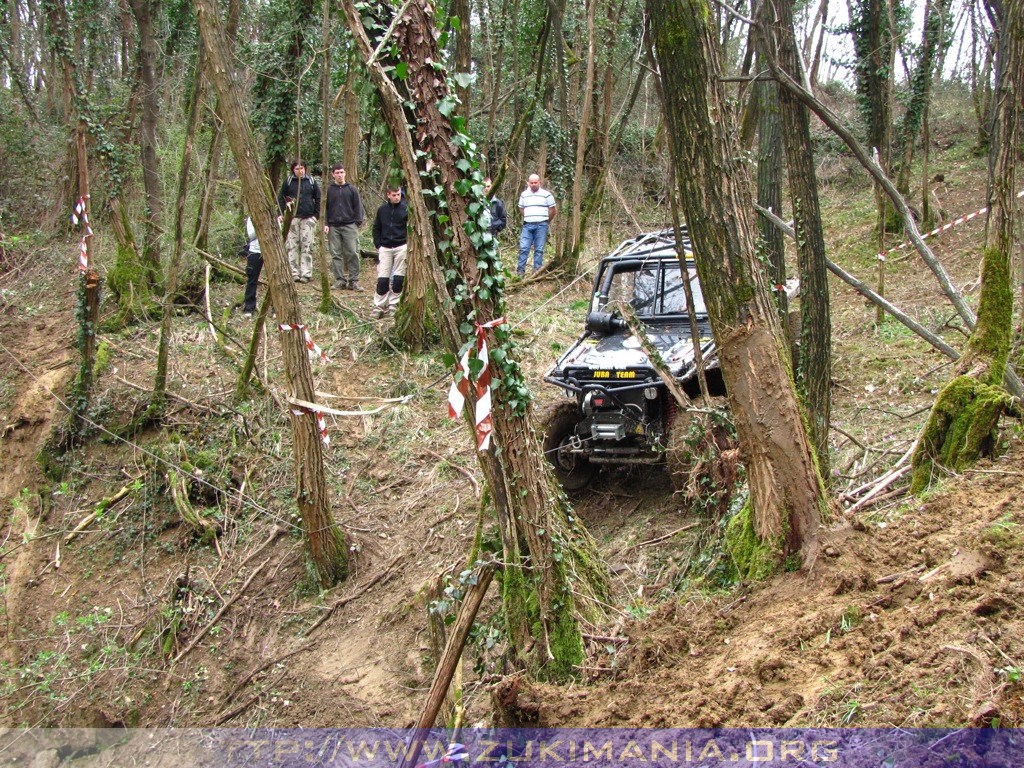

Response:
(604, 228), (692, 262)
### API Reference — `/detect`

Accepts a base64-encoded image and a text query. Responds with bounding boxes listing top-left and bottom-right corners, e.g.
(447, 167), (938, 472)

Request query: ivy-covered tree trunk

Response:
(892, 0), (953, 199)
(342, 0), (609, 680)
(648, 0), (825, 573)
(126, 0), (164, 287)
(910, 0), (1022, 492)
(196, 0), (348, 588)
(758, 0), (832, 478)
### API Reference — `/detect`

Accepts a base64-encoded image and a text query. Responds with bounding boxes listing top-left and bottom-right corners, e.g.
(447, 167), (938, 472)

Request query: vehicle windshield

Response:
(604, 261), (706, 317)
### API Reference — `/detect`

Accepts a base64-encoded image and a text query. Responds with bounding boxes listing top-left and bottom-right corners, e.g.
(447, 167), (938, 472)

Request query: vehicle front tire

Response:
(541, 400), (596, 492)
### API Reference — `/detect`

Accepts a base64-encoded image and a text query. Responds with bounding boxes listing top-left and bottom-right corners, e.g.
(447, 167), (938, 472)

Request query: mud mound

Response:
(531, 440), (1024, 728)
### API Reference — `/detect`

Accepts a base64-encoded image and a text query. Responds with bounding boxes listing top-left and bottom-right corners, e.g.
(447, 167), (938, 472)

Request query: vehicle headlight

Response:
(644, 387), (659, 400)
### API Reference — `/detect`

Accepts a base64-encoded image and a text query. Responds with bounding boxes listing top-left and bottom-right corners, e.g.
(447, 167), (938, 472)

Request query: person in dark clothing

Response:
(276, 160), (320, 282)
(484, 177), (507, 238)
(371, 186), (408, 317)
(242, 217), (262, 317)
(324, 164), (366, 291)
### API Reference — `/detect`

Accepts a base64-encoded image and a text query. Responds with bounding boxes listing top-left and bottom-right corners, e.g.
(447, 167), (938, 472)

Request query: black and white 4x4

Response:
(542, 228), (797, 491)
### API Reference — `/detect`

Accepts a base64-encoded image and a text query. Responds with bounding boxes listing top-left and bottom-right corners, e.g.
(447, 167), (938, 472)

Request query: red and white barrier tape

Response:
(448, 317), (507, 451)
(290, 405), (330, 448)
(876, 187), (1024, 261)
(71, 196), (92, 272)
(278, 323), (331, 363)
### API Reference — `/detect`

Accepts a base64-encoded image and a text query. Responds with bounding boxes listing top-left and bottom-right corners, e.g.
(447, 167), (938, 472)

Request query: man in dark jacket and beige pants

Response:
(371, 186), (408, 318)
(277, 160), (320, 282)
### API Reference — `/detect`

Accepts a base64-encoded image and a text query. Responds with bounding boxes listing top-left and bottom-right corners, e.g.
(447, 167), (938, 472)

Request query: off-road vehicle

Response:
(542, 228), (797, 491)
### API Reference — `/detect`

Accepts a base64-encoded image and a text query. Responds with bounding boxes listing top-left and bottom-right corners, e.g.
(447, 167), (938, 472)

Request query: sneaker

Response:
(350, 281), (365, 292)
(373, 308), (387, 319)
(243, 312), (253, 319)
(332, 280), (346, 290)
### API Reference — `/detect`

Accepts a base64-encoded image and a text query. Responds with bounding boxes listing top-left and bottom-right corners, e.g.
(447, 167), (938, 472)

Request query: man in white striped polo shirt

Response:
(516, 174), (557, 276)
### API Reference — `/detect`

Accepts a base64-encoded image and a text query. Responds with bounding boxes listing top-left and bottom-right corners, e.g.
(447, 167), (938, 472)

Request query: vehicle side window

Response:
(662, 267), (706, 315)
(607, 269), (635, 308)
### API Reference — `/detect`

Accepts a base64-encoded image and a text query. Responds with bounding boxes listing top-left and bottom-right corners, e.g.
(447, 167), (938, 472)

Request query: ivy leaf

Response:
(453, 71), (475, 88)
(450, 15), (461, 31)
(437, 97), (457, 118)
(395, 61), (408, 80)
(455, 158), (472, 173)
(460, 322), (474, 335)
(442, 352), (456, 367)
(490, 347), (506, 364)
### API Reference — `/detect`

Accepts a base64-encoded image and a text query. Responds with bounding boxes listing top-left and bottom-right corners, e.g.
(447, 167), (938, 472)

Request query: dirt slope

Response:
(532, 445), (1024, 728)
(2, 148), (1023, 730)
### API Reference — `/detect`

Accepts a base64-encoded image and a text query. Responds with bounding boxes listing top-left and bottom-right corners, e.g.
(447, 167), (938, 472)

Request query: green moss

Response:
(967, 246), (1013, 384)
(911, 375), (1009, 493)
(538, 558), (584, 682)
(500, 563), (537, 658)
(723, 501), (778, 580)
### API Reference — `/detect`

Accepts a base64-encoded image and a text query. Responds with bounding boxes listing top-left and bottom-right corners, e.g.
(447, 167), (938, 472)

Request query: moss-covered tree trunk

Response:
(341, 0), (609, 680)
(911, 0), (1021, 492)
(196, 0), (348, 588)
(648, 0), (826, 572)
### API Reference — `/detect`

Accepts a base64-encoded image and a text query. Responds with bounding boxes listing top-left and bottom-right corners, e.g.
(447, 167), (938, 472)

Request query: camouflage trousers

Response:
(286, 217), (317, 280)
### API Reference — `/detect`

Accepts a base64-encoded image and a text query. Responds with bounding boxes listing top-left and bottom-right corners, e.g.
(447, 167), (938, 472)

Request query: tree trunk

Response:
(755, 61), (787, 323)
(911, 0), (1021, 492)
(559, 0), (597, 273)
(892, 0), (953, 196)
(648, 0), (825, 572)
(758, 0), (832, 478)
(152, 51), (205, 419)
(452, 0), (471, 123)
(127, 0), (164, 288)
(343, 54), (361, 181)
(342, 0), (609, 679)
(195, 0), (348, 588)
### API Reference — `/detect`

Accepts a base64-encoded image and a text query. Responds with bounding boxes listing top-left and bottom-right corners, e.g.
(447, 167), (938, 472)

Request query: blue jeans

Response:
(518, 221), (549, 274)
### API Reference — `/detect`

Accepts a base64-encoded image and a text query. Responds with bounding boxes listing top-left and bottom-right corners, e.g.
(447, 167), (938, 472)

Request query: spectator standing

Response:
(371, 186), (408, 318)
(277, 160), (320, 282)
(324, 164), (366, 291)
(242, 216), (262, 318)
(484, 177), (507, 238)
(517, 174), (556, 275)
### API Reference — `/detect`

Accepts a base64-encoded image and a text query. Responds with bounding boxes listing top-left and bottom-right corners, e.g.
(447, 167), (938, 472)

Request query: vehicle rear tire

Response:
(541, 400), (596, 492)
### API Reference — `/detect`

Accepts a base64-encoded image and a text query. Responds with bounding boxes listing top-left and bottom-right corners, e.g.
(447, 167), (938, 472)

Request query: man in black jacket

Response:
(277, 160), (320, 282)
(484, 177), (507, 238)
(324, 164), (366, 291)
(371, 186), (408, 318)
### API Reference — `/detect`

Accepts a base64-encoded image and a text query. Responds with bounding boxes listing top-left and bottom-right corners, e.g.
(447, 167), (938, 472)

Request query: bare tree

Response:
(757, 0), (832, 477)
(910, 0), (1022, 491)
(341, 0), (609, 678)
(647, 0), (826, 572)
(195, 0), (348, 588)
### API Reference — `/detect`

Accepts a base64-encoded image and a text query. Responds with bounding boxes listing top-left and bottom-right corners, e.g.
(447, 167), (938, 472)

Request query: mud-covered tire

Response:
(541, 400), (596, 492)
(665, 407), (696, 493)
